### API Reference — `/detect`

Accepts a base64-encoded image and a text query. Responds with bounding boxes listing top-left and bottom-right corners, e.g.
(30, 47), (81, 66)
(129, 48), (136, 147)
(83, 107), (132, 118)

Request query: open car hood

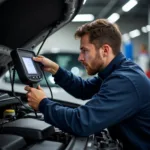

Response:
(0, 0), (83, 76)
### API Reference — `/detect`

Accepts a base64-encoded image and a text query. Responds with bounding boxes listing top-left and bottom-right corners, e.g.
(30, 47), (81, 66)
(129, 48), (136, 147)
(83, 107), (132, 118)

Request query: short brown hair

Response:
(75, 19), (122, 55)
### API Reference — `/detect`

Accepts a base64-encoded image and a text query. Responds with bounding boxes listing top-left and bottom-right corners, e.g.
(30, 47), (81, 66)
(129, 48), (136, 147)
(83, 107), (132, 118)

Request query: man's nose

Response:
(78, 53), (84, 62)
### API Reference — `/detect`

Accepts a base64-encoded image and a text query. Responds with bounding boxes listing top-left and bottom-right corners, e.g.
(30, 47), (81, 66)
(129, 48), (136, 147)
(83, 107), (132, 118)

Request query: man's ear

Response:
(102, 44), (109, 57)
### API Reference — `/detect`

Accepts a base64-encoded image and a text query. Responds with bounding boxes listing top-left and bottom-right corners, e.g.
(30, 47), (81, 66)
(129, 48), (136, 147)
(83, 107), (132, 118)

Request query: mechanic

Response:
(25, 19), (150, 149)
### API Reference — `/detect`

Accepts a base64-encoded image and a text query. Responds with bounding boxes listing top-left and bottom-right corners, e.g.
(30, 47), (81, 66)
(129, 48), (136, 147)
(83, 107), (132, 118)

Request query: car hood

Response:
(0, 0), (83, 77)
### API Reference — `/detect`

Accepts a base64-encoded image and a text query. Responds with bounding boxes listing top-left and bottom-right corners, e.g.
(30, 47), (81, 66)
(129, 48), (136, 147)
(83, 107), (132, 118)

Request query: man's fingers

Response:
(28, 102), (32, 107)
(28, 102), (36, 110)
(32, 57), (41, 62)
(43, 67), (51, 72)
(27, 97), (32, 102)
(24, 86), (31, 92)
(37, 85), (43, 90)
(33, 56), (44, 64)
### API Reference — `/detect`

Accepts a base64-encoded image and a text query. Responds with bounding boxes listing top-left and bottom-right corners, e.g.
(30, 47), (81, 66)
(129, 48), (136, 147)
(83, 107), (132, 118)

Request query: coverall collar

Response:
(98, 52), (126, 80)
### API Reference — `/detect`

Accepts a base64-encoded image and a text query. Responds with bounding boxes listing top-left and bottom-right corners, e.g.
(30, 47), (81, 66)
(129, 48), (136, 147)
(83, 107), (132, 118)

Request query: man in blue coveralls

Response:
(25, 19), (150, 150)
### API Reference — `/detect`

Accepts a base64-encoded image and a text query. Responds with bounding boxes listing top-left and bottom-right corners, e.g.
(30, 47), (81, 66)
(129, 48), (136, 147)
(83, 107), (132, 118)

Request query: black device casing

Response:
(10, 49), (43, 85)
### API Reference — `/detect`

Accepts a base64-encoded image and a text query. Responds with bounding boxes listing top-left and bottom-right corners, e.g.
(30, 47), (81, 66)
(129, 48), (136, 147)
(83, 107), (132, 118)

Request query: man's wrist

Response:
(38, 98), (56, 114)
(39, 98), (50, 113)
(50, 63), (59, 75)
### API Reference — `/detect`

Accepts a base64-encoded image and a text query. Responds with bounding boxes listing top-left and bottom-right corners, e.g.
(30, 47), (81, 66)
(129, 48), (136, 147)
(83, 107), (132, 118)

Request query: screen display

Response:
(22, 57), (37, 74)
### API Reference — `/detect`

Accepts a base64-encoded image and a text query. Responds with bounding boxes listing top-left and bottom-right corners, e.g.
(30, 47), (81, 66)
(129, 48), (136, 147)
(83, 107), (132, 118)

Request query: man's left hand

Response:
(24, 85), (47, 110)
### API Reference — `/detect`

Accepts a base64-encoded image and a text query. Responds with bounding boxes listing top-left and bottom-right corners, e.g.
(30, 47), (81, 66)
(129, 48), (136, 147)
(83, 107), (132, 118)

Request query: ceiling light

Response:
(129, 29), (140, 38)
(107, 13), (120, 23)
(72, 14), (94, 22)
(141, 26), (147, 33)
(122, 0), (138, 12)
(122, 33), (130, 42)
(146, 25), (150, 32)
(83, 0), (87, 5)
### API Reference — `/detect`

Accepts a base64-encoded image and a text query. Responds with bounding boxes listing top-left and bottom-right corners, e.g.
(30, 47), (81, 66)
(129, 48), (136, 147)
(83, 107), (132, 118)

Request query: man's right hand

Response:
(33, 55), (59, 75)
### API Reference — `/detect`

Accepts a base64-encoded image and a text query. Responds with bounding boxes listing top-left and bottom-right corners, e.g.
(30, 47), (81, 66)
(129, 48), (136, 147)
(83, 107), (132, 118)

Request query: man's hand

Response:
(24, 85), (47, 110)
(33, 55), (59, 75)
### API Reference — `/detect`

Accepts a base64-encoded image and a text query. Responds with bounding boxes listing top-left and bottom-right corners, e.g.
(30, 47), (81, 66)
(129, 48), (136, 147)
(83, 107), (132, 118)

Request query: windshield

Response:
(4, 52), (88, 87)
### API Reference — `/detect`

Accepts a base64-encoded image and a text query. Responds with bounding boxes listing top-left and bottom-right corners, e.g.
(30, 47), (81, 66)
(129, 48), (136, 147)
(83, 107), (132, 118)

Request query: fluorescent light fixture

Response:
(83, 0), (87, 5)
(122, 33), (130, 42)
(129, 29), (140, 38)
(122, 0), (138, 12)
(71, 67), (80, 76)
(48, 76), (55, 84)
(107, 13), (120, 23)
(146, 25), (150, 32)
(141, 26), (147, 33)
(72, 14), (94, 22)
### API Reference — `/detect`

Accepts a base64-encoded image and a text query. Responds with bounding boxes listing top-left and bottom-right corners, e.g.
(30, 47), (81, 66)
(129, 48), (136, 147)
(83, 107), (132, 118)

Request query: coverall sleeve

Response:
(53, 67), (102, 100)
(39, 75), (139, 136)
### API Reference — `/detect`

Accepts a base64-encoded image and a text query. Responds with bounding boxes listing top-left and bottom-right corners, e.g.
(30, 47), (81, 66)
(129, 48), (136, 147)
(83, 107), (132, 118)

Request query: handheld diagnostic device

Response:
(10, 49), (43, 85)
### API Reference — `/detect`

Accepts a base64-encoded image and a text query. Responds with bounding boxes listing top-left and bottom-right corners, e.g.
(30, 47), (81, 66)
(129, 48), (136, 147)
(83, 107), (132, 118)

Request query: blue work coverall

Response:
(39, 52), (150, 150)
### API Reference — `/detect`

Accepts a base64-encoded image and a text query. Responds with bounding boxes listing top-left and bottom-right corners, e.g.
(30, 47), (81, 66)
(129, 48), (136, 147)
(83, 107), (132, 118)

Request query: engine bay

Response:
(0, 92), (122, 150)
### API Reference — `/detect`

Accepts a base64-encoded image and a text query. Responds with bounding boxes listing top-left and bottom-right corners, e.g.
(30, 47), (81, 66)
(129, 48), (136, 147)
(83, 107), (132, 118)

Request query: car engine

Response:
(0, 92), (122, 150)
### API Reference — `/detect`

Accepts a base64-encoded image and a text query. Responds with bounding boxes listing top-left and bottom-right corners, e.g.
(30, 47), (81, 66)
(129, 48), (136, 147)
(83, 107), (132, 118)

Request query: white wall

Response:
(39, 23), (83, 53)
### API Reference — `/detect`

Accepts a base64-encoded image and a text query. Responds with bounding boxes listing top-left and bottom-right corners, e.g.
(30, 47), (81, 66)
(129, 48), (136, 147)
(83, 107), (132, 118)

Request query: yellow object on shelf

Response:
(4, 109), (15, 113)
(3, 109), (15, 118)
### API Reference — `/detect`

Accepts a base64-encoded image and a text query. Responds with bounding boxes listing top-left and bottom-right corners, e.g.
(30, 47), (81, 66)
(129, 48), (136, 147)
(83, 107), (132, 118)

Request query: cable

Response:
(42, 70), (53, 99)
(36, 27), (54, 100)
(37, 27), (53, 55)
(8, 65), (33, 112)
(0, 119), (3, 132)
(0, 118), (5, 133)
